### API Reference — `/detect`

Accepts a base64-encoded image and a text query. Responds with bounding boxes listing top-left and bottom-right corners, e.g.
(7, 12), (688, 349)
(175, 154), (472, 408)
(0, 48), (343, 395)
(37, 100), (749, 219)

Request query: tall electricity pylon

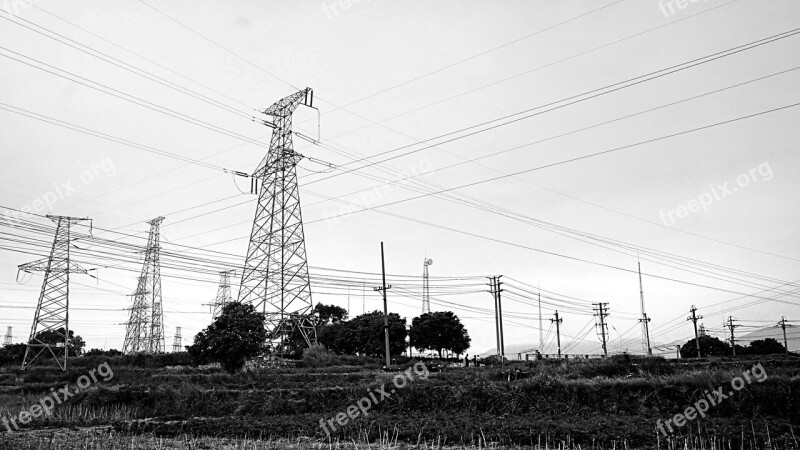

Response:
(172, 327), (182, 352)
(19, 215), (91, 371)
(122, 217), (165, 354)
(422, 258), (432, 314)
(210, 270), (234, 319)
(239, 88), (317, 352)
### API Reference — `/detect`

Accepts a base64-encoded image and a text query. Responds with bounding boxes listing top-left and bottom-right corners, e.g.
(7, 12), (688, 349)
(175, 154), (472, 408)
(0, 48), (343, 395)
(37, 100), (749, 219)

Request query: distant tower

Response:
(211, 270), (234, 319)
(172, 327), (182, 352)
(699, 323), (707, 336)
(239, 88), (317, 352)
(18, 215), (91, 371)
(422, 258), (433, 314)
(637, 261), (652, 356)
(4, 327), (11, 346)
(122, 217), (165, 354)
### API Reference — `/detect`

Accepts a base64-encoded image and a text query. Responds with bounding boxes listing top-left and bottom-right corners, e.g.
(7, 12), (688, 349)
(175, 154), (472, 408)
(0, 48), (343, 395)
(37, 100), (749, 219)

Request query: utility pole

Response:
(122, 217), (165, 355)
(637, 261), (652, 356)
(239, 88), (317, 353)
(19, 215), (91, 371)
(725, 316), (740, 356)
(373, 242), (392, 368)
(489, 276), (505, 370)
(687, 306), (702, 358)
(551, 310), (562, 359)
(172, 327), (182, 352)
(592, 302), (609, 357)
(777, 317), (790, 355)
(3, 327), (11, 346)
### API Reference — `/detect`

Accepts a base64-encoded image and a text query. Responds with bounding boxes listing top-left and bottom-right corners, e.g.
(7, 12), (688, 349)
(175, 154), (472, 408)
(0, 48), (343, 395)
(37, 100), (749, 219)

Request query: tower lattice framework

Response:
(172, 327), (182, 352)
(122, 217), (165, 354)
(211, 270), (234, 319)
(19, 215), (91, 371)
(239, 88), (317, 351)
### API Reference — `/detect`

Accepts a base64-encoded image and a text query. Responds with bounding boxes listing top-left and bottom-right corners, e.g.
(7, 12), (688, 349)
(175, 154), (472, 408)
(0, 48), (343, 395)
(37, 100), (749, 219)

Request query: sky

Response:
(1, 0), (799, 357)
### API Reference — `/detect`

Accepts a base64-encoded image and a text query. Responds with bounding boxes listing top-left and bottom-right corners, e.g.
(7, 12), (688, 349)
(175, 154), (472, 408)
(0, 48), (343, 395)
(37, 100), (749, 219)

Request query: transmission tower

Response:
(172, 327), (182, 352)
(209, 270), (235, 319)
(422, 258), (432, 314)
(592, 302), (610, 357)
(239, 88), (317, 353)
(19, 215), (91, 371)
(637, 261), (652, 356)
(4, 327), (11, 346)
(122, 217), (165, 354)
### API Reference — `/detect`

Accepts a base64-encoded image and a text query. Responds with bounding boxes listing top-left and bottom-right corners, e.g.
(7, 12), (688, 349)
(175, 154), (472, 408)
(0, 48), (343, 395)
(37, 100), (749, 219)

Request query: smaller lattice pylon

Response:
(4, 327), (12, 346)
(206, 270), (235, 320)
(172, 327), (182, 352)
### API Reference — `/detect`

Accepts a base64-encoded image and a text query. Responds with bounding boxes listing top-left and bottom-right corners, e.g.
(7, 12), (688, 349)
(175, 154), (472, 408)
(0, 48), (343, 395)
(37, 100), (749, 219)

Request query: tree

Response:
(312, 303), (348, 326)
(345, 311), (407, 357)
(0, 343), (27, 366)
(32, 328), (85, 356)
(281, 303), (348, 358)
(745, 338), (785, 355)
(187, 302), (268, 373)
(410, 311), (471, 358)
(680, 335), (731, 358)
(84, 348), (122, 357)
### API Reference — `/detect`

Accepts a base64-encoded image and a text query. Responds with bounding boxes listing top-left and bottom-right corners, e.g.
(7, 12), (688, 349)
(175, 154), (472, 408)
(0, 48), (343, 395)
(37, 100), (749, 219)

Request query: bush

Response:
(302, 344), (339, 367)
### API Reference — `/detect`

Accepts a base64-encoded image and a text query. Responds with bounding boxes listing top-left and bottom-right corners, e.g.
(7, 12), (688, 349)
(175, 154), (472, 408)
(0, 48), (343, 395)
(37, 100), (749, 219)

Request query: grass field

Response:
(0, 355), (797, 449)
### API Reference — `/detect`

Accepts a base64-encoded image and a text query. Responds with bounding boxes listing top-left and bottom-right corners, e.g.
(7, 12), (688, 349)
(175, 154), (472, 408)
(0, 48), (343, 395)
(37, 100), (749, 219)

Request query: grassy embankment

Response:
(0, 354), (797, 449)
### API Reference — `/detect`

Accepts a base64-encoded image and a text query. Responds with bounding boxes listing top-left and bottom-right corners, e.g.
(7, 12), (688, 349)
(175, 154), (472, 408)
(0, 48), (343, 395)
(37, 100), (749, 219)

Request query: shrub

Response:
(302, 344), (339, 367)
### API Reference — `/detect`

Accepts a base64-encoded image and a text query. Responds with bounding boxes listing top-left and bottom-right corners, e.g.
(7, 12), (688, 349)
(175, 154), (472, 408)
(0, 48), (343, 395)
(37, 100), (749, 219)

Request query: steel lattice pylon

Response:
(210, 270), (235, 319)
(122, 217), (165, 354)
(19, 215), (90, 371)
(239, 88), (317, 352)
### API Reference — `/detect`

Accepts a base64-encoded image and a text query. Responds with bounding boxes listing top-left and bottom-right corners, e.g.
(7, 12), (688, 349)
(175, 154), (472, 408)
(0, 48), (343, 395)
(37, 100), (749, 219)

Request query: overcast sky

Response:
(1, 0), (799, 356)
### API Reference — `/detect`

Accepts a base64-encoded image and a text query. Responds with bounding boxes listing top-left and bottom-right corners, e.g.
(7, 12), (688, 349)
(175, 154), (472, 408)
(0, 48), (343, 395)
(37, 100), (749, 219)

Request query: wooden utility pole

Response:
(687, 306), (702, 357)
(778, 316), (789, 355)
(592, 302), (609, 357)
(489, 276), (505, 371)
(725, 316), (739, 356)
(373, 242), (392, 368)
(551, 310), (562, 359)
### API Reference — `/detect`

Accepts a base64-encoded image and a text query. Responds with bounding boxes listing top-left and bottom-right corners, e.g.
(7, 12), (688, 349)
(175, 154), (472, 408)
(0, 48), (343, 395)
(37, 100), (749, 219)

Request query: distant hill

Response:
(737, 325), (799, 352)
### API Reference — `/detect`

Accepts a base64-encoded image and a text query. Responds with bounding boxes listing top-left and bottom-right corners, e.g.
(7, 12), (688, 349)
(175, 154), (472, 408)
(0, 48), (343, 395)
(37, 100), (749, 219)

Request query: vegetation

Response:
(410, 311), (471, 358)
(680, 335), (787, 357)
(0, 353), (797, 448)
(187, 302), (268, 373)
(314, 310), (407, 358)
